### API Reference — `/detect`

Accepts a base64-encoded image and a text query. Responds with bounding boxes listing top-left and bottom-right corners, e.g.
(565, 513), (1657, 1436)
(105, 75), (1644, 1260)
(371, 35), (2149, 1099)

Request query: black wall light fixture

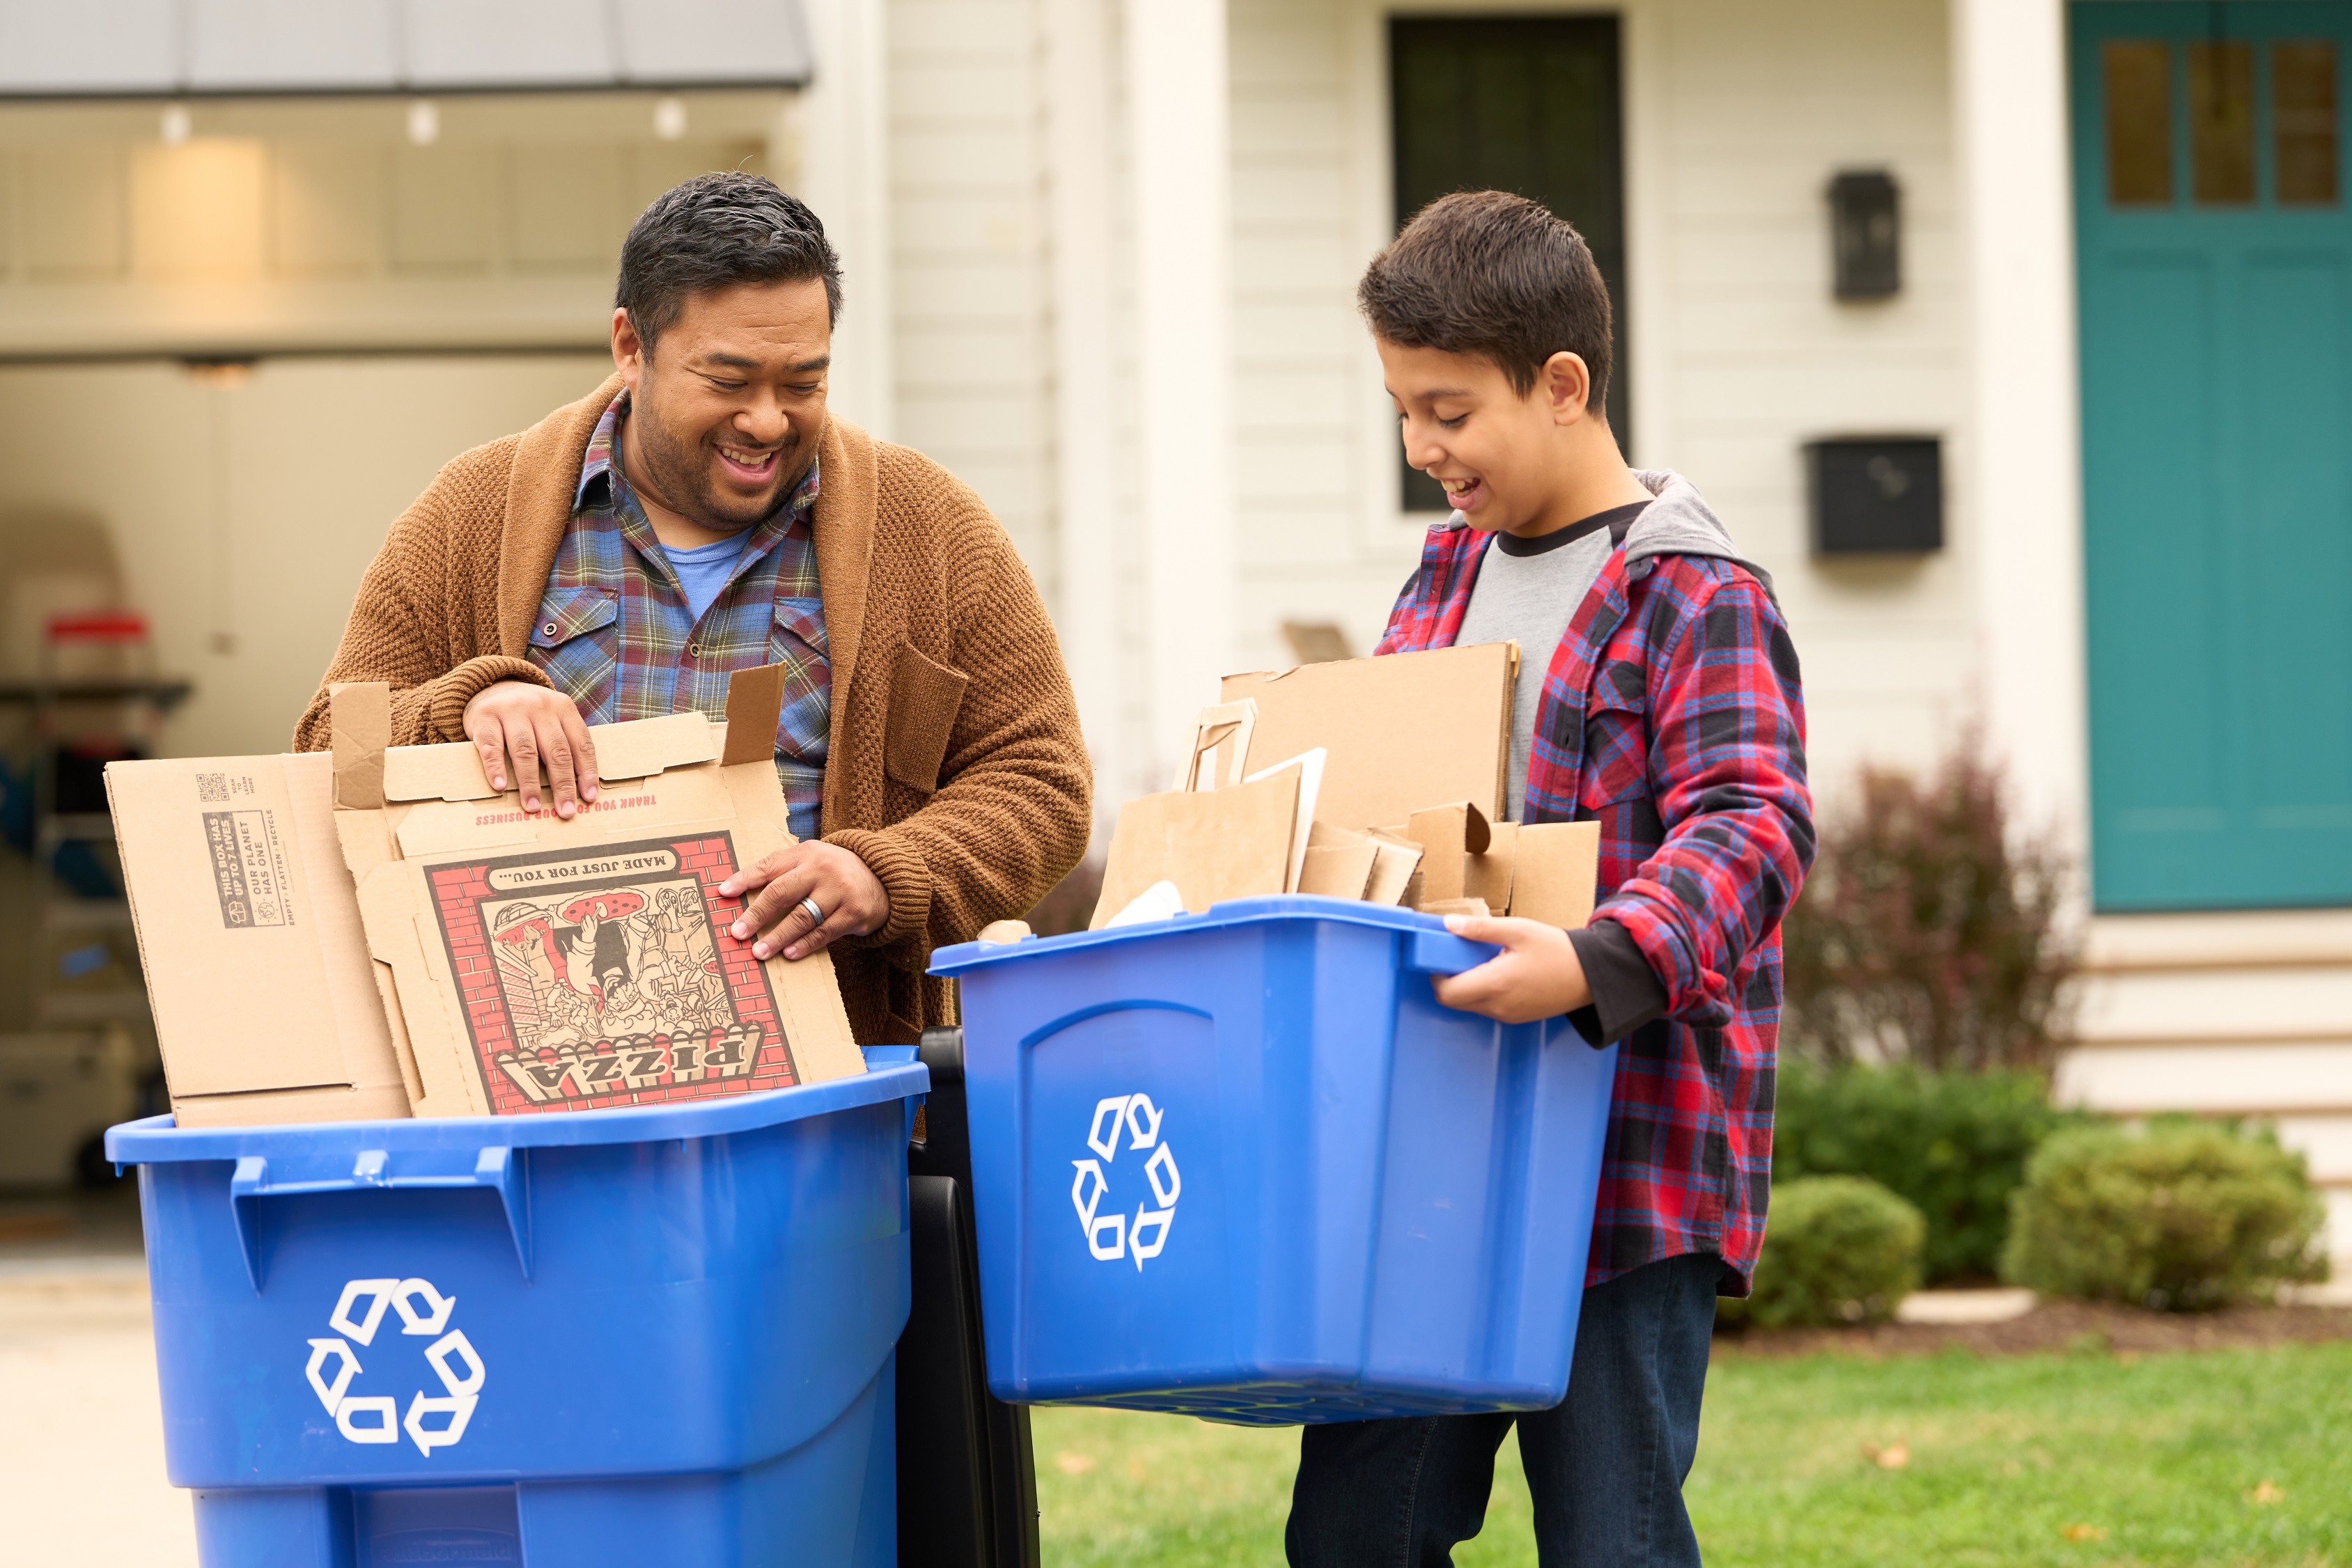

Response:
(1829, 169), (1901, 299)
(1805, 437), (1942, 554)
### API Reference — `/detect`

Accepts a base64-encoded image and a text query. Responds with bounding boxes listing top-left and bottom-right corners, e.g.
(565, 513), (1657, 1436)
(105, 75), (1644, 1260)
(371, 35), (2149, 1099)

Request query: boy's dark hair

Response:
(616, 172), (842, 354)
(1357, 190), (1613, 410)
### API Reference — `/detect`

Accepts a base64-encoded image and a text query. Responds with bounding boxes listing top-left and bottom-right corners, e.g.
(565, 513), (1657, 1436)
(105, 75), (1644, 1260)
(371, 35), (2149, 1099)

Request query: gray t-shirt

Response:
(1454, 501), (1647, 820)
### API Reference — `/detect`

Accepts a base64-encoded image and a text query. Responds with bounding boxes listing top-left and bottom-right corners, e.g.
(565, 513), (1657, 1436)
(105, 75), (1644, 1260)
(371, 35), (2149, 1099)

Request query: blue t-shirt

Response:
(662, 533), (750, 622)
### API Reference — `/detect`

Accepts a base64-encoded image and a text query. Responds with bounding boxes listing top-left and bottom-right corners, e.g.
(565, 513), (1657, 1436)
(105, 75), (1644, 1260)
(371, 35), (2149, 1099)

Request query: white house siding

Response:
(1226, 0), (1424, 675)
(885, 1), (1061, 587)
(884, 0), (1178, 820)
(1216, 0), (1974, 803)
(1627, 0), (1973, 804)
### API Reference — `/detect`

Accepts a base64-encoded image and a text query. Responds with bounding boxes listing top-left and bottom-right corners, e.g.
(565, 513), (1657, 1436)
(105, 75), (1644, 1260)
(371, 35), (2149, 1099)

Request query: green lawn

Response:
(1032, 1341), (2352, 1567)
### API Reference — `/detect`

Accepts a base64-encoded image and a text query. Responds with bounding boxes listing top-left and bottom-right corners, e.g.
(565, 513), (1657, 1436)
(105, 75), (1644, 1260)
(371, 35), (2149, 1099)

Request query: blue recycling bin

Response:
(929, 896), (1620, 1426)
(104, 1045), (928, 1568)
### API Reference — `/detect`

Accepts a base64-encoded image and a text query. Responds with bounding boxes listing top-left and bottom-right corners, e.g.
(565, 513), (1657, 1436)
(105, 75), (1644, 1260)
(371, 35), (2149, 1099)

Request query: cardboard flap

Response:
(1511, 821), (1602, 930)
(384, 741), (500, 803)
(1222, 643), (1515, 828)
(1364, 836), (1423, 905)
(591, 711), (719, 779)
(1465, 821), (1518, 914)
(329, 682), (389, 809)
(1300, 840), (1378, 899)
(379, 712), (717, 803)
(283, 752), (405, 1095)
(1402, 801), (1491, 904)
(722, 662), (788, 766)
(1302, 820), (1380, 899)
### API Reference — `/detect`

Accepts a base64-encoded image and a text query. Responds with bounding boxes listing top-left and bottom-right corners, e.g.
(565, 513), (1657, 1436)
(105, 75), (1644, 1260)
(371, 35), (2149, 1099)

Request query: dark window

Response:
(2189, 40), (2257, 204)
(2274, 40), (2339, 205)
(1389, 15), (1628, 510)
(2103, 40), (2174, 205)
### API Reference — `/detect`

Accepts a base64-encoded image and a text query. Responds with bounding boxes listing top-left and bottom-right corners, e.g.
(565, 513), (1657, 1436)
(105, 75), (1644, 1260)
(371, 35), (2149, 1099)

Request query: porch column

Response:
(1952, 0), (2090, 861)
(791, 0), (895, 439)
(1124, 0), (1236, 791)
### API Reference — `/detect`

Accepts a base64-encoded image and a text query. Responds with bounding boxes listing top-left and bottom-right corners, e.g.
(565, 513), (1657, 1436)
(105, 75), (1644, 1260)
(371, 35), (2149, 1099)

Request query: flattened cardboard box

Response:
(106, 750), (412, 1128)
(332, 666), (863, 1118)
(1222, 643), (1516, 830)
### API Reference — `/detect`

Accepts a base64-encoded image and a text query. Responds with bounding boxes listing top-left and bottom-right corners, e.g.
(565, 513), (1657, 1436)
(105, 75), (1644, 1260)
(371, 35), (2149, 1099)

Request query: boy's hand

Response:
(1431, 914), (1593, 1024)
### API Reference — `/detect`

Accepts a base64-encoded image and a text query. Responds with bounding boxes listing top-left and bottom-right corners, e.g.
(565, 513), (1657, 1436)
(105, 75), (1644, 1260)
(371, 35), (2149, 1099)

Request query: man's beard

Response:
(631, 385), (811, 535)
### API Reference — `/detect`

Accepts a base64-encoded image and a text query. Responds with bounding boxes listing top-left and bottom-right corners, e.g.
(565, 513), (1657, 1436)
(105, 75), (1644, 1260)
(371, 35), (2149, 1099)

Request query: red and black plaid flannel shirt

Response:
(1378, 520), (1813, 1293)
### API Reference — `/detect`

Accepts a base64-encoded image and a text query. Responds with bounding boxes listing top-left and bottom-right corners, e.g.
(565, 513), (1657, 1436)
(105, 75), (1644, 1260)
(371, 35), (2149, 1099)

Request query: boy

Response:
(1284, 191), (1814, 1566)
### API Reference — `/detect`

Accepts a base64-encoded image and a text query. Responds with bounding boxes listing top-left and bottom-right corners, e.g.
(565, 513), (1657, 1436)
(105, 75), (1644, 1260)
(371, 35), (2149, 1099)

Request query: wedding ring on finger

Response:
(796, 895), (825, 930)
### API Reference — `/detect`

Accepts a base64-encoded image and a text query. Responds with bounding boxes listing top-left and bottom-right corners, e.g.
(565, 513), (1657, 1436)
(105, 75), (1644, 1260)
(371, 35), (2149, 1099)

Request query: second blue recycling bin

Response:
(105, 1046), (928, 1568)
(930, 897), (1619, 1426)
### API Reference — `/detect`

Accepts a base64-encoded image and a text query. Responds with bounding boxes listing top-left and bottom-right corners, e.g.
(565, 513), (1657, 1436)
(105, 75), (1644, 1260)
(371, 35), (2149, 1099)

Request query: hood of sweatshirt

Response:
(1438, 468), (1775, 603)
(1623, 468), (1776, 602)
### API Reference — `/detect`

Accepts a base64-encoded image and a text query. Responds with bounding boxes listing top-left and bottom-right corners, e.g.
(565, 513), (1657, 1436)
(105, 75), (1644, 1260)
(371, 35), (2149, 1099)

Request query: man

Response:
(297, 173), (1090, 1042)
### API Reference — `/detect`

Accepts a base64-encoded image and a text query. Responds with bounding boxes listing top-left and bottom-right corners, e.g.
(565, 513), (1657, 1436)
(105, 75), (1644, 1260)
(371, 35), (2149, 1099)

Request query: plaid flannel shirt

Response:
(1377, 520), (1813, 1293)
(528, 391), (831, 840)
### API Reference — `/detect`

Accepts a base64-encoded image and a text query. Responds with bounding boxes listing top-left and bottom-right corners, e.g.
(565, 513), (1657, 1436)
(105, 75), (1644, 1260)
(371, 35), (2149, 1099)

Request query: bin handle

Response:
(1403, 928), (1500, 978)
(228, 1147), (531, 1292)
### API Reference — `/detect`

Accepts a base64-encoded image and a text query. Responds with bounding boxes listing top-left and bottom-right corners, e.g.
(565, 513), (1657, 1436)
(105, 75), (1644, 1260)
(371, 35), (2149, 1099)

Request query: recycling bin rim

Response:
(104, 1046), (928, 1166)
(928, 895), (1500, 978)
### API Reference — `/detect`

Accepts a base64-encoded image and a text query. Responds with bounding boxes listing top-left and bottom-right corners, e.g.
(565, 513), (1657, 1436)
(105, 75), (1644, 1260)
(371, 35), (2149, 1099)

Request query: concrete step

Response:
(2074, 911), (2352, 1050)
(2074, 966), (2352, 1045)
(2057, 1040), (2352, 1116)
(2085, 909), (2352, 971)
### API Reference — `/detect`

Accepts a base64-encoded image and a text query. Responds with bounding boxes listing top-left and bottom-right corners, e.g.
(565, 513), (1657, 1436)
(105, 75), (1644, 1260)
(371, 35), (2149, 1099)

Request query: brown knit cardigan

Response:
(295, 374), (1091, 1044)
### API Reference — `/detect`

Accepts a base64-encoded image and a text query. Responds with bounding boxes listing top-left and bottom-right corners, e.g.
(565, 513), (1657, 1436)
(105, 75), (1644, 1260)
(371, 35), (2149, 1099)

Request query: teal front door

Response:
(2073, 2), (2352, 910)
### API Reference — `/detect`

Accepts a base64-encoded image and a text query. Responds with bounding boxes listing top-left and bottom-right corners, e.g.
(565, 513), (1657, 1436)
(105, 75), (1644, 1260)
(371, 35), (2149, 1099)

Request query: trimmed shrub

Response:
(2002, 1121), (2330, 1311)
(1774, 1060), (2092, 1283)
(1737, 1175), (1926, 1328)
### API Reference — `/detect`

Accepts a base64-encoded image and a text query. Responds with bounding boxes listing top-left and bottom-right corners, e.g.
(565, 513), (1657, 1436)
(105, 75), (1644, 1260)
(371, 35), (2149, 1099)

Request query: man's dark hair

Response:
(616, 172), (843, 353)
(1357, 190), (1613, 410)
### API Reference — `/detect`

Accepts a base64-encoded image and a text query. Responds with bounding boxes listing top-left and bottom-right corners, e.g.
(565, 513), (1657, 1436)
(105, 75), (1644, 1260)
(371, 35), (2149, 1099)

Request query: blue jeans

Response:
(1285, 1252), (1723, 1568)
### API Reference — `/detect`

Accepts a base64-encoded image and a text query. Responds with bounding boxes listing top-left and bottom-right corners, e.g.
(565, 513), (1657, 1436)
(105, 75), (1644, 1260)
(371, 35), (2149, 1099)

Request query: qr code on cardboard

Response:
(196, 772), (228, 803)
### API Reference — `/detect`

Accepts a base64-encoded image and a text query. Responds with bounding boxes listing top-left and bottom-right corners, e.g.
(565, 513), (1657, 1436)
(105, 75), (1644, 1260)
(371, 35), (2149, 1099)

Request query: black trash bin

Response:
(897, 1026), (1041, 1568)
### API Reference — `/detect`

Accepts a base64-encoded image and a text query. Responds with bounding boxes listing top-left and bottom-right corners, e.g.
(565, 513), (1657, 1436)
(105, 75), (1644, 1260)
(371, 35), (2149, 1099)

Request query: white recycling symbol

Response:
(304, 1278), (485, 1456)
(1070, 1092), (1181, 1271)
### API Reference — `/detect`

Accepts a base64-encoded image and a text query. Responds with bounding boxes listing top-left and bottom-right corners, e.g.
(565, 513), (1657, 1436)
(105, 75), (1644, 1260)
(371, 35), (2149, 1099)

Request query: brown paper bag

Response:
(1091, 769), (1301, 928)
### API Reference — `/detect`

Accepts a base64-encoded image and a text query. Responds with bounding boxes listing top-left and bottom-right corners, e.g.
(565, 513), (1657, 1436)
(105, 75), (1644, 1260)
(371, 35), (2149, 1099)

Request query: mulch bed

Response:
(1717, 1299), (2352, 1358)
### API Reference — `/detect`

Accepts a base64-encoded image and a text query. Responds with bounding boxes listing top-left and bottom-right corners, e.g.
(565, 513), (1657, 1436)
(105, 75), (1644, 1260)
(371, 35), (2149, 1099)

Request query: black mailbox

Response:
(1806, 437), (1942, 555)
(1830, 170), (1900, 299)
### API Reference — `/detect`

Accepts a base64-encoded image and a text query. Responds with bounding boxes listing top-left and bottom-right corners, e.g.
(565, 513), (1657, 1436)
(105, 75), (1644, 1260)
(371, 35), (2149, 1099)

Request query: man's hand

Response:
(1431, 914), (1593, 1024)
(463, 682), (600, 817)
(721, 841), (890, 961)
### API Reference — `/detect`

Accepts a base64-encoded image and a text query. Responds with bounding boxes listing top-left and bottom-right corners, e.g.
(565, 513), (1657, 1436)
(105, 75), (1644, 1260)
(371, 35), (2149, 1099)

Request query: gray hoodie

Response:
(1441, 467), (1775, 602)
(1623, 468), (1776, 602)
